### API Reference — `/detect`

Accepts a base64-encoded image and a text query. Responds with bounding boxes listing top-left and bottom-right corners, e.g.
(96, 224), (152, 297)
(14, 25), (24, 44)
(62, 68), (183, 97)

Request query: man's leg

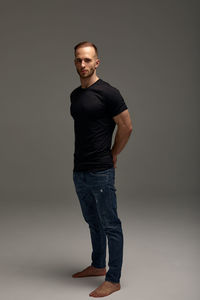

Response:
(92, 183), (123, 283)
(73, 172), (107, 276)
(89, 168), (123, 297)
(89, 215), (107, 269)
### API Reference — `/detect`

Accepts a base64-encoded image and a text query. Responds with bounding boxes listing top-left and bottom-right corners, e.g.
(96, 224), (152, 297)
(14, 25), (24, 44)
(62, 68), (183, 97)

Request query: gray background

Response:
(0, 0), (199, 299)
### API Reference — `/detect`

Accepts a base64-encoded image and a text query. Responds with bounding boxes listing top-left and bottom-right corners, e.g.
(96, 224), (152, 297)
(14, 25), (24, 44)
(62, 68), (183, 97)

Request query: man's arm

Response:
(111, 109), (133, 168)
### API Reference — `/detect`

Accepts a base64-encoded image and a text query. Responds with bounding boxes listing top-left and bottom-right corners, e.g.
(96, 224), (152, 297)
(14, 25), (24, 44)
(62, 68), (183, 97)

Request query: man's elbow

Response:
(128, 126), (133, 136)
(124, 125), (132, 137)
(118, 122), (133, 136)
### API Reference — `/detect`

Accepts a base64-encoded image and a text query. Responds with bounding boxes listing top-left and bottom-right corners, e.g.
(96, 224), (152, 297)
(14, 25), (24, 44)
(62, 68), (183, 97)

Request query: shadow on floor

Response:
(3, 259), (104, 288)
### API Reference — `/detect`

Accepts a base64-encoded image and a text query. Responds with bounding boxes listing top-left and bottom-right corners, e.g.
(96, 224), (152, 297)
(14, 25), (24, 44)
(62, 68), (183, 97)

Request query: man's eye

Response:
(75, 58), (91, 63)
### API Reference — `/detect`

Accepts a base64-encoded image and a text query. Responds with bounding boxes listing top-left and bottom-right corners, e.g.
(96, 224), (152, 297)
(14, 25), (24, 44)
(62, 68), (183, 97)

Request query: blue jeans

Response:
(73, 167), (123, 283)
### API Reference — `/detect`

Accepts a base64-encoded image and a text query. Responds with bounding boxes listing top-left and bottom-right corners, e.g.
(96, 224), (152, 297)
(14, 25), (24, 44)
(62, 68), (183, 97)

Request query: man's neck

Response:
(80, 75), (99, 89)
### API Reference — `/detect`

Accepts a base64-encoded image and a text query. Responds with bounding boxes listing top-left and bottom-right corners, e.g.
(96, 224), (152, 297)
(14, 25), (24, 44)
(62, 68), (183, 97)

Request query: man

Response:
(70, 41), (132, 297)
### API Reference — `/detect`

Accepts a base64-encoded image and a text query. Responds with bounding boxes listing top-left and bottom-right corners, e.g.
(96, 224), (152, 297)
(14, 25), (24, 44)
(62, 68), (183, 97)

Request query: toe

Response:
(89, 290), (95, 296)
(90, 293), (98, 298)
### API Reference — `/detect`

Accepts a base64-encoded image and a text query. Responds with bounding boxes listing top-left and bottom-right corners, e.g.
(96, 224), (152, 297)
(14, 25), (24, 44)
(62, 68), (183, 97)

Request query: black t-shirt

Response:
(70, 78), (128, 172)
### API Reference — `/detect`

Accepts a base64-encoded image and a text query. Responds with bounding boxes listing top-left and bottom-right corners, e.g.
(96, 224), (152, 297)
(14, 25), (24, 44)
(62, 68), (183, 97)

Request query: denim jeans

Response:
(73, 167), (123, 283)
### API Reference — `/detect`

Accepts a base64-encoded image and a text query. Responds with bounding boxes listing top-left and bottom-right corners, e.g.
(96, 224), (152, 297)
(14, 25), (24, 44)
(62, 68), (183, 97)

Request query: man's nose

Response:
(81, 60), (86, 67)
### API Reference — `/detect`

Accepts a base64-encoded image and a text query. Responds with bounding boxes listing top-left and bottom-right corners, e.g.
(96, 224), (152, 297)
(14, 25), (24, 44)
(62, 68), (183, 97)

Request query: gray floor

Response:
(0, 194), (199, 300)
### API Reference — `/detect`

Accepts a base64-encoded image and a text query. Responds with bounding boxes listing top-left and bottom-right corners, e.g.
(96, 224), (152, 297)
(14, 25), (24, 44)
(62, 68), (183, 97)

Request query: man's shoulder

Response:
(95, 79), (121, 96)
(99, 79), (118, 89)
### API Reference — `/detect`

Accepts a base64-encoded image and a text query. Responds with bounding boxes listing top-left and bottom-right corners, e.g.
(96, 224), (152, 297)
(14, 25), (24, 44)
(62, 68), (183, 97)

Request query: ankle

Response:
(91, 265), (106, 270)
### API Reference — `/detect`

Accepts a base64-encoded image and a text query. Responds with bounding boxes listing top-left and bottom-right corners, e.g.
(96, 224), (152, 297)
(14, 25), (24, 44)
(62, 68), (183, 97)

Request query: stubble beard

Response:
(77, 67), (95, 79)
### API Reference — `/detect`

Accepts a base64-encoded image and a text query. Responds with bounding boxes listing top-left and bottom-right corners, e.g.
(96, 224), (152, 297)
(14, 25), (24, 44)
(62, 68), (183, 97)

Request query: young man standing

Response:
(70, 41), (132, 297)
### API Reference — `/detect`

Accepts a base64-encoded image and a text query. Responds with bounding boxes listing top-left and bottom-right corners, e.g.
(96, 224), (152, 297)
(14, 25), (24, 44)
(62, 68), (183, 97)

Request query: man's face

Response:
(74, 46), (99, 79)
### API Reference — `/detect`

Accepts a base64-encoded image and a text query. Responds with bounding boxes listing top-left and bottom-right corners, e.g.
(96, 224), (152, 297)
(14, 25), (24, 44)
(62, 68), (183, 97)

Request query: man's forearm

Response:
(111, 126), (132, 156)
(111, 109), (133, 168)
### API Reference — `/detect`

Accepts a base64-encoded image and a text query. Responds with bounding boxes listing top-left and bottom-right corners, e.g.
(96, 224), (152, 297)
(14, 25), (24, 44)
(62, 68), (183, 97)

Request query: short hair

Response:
(74, 41), (98, 57)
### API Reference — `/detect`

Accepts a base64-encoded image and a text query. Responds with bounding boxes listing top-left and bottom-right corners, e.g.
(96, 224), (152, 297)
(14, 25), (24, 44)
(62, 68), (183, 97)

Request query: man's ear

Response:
(95, 59), (100, 69)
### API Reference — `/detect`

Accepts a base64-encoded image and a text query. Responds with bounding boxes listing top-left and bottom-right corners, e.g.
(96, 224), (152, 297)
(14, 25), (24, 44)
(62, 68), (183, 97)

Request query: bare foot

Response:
(72, 265), (106, 278)
(89, 281), (121, 297)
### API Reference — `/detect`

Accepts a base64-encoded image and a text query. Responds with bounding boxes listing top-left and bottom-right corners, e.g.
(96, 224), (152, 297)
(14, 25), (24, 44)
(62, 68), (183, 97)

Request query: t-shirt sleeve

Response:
(106, 87), (128, 117)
